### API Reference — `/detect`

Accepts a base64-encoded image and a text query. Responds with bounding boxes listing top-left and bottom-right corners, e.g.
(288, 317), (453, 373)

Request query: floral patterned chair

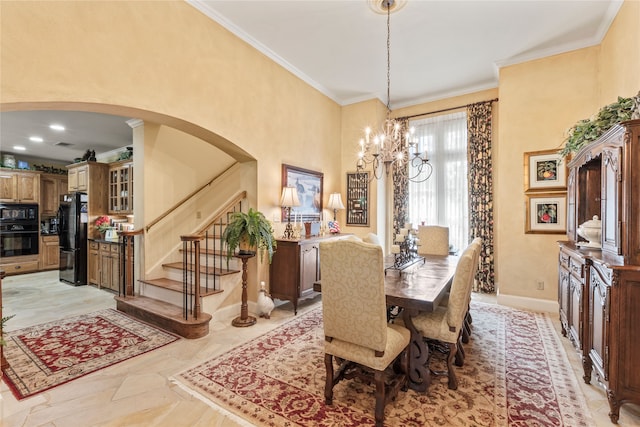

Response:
(320, 239), (410, 427)
(411, 238), (481, 390)
(417, 225), (450, 256)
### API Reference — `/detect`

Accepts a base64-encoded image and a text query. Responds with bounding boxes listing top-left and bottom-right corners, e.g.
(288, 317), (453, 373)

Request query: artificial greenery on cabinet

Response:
(560, 92), (640, 158)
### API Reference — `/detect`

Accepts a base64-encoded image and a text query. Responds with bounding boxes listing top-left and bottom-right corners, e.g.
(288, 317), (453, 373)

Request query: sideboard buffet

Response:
(557, 119), (640, 423)
(269, 233), (351, 314)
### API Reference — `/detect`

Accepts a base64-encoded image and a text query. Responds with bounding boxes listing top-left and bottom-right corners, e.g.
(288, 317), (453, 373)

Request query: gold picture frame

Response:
(525, 192), (567, 234)
(524, 149), (567, 192)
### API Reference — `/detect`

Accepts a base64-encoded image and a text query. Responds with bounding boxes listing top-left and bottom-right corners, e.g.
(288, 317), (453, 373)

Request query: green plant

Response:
(1, 312), (15, 346)
(560, 93), (640, 158)
(221, 208), (277, 263)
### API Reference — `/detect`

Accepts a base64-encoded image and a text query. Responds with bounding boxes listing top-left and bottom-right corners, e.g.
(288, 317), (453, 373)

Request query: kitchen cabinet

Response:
(40, 174), (68, 216)
(88, 241), (100, 286)
(88, 240), (120, 292)
(0, 169), (40, 203)
(269, 234), (350, 314)
(1, 255), (39, 276)
(66, 161), (109, 240)
(108, 160), (133, 214)
(67, 164), (88, 192)
(558, 119), (640, 423)
(39, 235), (60, 270)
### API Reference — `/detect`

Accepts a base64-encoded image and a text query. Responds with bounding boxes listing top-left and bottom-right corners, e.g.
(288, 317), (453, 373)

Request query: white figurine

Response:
(257, 281), (275, 319)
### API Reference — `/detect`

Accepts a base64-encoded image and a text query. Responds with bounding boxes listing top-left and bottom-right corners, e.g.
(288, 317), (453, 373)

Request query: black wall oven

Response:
(0, 203), (39, 257)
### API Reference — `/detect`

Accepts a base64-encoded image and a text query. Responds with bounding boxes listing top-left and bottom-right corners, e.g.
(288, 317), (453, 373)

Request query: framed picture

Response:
(524, 149), (567, 192)
(525, 193), (567, 234)
(346, 172), (369, 226)
(281, 164), (323, 222)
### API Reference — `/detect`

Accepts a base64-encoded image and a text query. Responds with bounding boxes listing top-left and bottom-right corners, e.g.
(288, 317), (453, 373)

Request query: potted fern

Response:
(222, 208), (277, 263)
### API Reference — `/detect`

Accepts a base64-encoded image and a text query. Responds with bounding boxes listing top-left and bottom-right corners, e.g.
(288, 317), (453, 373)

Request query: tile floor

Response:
(1, 271), (639, 426)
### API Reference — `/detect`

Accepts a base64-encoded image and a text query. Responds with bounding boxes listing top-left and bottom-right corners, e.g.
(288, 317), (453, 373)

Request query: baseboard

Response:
(496, 293), (559, 314)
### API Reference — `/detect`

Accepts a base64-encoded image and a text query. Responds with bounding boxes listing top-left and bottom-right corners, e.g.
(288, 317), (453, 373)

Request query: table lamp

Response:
(280, 186), (300, 239)
(327, 192), (345, 221)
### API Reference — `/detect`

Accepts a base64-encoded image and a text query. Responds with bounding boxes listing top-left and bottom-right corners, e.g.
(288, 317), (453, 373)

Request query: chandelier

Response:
(356, 0), (433, 183)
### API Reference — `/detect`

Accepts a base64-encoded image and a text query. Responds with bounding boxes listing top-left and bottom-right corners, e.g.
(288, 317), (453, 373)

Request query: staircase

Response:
(114, 193), (246, 339)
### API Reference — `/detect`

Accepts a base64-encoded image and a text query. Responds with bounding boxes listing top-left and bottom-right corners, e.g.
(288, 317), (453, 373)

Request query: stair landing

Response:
(115, 295), (211, 339)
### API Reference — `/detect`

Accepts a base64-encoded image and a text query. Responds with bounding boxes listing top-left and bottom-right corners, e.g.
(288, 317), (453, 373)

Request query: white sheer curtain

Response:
(408, 111), (468, 252)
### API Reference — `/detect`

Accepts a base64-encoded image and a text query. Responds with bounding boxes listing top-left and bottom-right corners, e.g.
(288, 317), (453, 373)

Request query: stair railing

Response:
(145, 163), (238, 233)
(180, 235), (203, 320)
(118, 229), (144, 298)
(116, 190), (246, 321)
(195, 192), (246, 294)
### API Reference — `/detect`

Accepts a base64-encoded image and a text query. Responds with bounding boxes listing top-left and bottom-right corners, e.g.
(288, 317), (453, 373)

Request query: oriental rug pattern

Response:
(2, 308), (179, 400)
(174, 302), (592, 426)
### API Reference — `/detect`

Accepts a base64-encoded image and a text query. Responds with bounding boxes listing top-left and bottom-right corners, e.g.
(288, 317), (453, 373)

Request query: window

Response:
(408, 111), (468, 252)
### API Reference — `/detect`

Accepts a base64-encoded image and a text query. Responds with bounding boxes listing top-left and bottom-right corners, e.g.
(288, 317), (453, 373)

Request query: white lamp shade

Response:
(327, 193), (345, 210)
(280, 186), (301, 207)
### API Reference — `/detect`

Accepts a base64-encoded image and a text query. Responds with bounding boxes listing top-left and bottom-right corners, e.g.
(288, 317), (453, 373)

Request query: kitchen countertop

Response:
(89, 238), (120, 244)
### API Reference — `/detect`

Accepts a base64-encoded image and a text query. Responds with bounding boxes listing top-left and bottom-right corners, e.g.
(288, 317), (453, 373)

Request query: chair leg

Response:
(324, 353), (334, 405)
(374, 370), (386, 427)
(447, 342), (459, 390)
(461, 321), (470, 344)
(455, 335), (465, 367)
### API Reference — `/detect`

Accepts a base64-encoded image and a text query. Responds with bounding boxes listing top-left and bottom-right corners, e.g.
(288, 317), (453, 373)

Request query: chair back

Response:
(417, 225), (449, 255)
(320, 239), (387, 353)
(445, 239), (480, 329)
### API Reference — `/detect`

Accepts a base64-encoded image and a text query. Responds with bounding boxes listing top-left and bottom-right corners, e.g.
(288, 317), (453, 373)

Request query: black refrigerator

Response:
(58, 192), (88, 286)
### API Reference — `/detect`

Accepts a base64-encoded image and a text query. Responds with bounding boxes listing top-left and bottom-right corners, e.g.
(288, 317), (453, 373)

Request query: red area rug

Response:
(174, 302), (592, 426)
(2, 308), (179, 400)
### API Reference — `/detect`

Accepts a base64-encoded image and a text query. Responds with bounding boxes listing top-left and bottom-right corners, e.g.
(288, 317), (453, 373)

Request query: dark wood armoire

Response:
(558, 119), (640, 423)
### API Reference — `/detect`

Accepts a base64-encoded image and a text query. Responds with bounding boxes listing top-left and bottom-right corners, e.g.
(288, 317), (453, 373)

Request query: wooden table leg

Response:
(402, 308), (430, 392)
(232, 254), (257, 327)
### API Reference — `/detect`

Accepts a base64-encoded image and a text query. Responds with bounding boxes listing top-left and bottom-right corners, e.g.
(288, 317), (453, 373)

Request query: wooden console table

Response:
(269, 234), (351, 314)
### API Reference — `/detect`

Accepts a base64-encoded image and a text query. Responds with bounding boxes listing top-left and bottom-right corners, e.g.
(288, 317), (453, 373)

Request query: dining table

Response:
(313, 253), (459, 392)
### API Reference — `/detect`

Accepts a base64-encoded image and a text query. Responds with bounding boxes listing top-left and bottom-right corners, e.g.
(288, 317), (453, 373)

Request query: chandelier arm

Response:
(355, 1), (433, 184)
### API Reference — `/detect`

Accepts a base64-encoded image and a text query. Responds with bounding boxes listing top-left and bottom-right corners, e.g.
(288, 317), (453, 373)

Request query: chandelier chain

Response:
(386, 4), (391, 113)
(356, 0), (433, 183)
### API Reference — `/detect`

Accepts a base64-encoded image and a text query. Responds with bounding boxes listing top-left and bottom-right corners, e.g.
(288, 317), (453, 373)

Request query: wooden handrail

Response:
(145, 163), (238, 232)
(196, 190), (247, 235)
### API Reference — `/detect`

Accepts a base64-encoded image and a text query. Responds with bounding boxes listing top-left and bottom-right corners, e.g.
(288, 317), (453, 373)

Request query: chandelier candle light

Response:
(280, 186), (300, 239)
(357, 0), (433, 183)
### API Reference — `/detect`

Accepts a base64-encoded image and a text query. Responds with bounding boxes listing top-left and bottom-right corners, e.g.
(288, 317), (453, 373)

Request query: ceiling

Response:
(0, 0), (622, 164)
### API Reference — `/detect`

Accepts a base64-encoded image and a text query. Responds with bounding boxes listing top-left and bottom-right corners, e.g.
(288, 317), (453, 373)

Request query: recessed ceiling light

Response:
(49, 124), (65, 131)
(13, 146), (26, 151)
(29, 136), (43, 142)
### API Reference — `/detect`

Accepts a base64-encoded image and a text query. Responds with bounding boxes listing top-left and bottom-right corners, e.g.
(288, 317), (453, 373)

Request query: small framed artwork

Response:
(281, 164), (323, 222)
(524, 149), (567, 192)
(346, 172), (369, 226)
(525, 193), (567, 234)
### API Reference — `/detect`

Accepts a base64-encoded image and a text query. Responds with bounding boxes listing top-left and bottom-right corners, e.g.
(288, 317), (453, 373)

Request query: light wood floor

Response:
(1, 271), (639, 426)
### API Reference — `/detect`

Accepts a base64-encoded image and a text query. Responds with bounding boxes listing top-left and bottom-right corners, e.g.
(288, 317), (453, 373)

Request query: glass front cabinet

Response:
(108, 160), (133, 214)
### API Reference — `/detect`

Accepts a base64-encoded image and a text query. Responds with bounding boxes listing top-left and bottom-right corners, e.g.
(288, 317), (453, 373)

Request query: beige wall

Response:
(0, 1), (342, 293)
(1, 0), (638, 309)
(599, 0), (640, 103)
(497, 47), (600, 302)
(495, 0), (639, 305)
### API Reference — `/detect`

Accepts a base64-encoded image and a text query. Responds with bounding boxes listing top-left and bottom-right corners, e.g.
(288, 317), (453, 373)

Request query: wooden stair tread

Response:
(115, 295), (211, 339)
(162, 262), (239, 276)
(140, 277), (223, 296)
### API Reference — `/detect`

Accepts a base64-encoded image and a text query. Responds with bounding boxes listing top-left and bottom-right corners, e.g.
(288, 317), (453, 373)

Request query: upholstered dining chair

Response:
(320, 239), (410, 427)
(411, 238), (481, 390)
(417, 225), (450, 256)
